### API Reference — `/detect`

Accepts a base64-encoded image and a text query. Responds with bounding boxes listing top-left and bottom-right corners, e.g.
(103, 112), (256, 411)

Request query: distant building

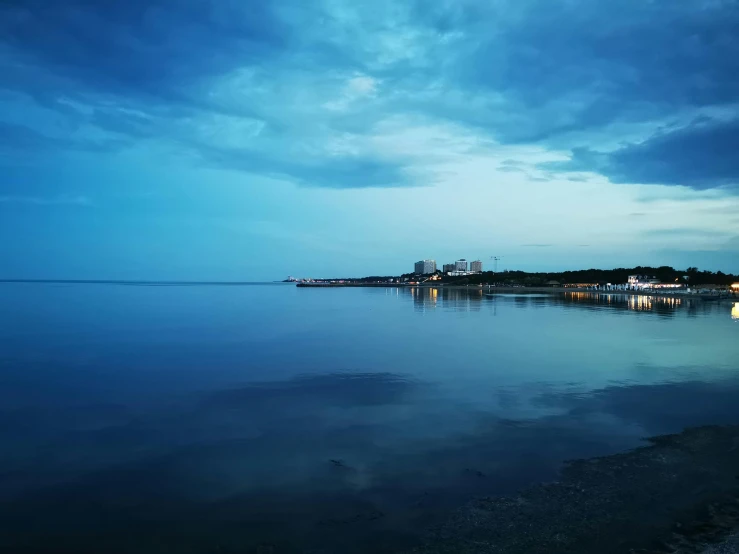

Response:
(455, 259), (468, 272)
(414, 259), (436, 274)
(443, 263), (455, 273)
(628, 275), (660, 288)
(731, 282), (739, 290)
(470, 260), (483, 273)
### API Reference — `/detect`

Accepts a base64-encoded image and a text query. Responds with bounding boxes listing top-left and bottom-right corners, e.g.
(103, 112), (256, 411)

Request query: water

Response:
(0, 283), (737, 553)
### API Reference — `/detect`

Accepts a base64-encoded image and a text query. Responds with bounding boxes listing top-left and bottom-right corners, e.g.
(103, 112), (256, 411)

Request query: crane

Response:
(488, 256), (503, 289)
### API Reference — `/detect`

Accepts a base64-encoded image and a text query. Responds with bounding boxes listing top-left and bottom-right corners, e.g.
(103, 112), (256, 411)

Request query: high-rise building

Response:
(443, 263), (455, 273)
(470, 260), (483, 273)
(455, 259), (468, 272)
(414, 260), (436, 274)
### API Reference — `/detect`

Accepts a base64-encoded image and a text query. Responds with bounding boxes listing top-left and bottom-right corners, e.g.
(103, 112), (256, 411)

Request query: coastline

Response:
(408, 425), (739, 554)
(296, 283), (733, 301)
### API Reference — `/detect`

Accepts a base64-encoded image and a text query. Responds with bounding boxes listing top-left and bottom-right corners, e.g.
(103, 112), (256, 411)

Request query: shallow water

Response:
(0, 284), (737, 553)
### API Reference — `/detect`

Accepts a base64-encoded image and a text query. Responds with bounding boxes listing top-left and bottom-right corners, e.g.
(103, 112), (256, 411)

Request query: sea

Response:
(0, 282), (738, 553)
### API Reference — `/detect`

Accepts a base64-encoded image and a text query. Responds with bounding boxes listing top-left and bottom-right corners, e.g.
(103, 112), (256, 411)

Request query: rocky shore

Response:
(408, 425), (739, 554)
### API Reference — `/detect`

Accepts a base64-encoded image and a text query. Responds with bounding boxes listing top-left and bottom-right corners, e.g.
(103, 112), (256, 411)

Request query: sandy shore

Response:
(407, 425), (739, 554)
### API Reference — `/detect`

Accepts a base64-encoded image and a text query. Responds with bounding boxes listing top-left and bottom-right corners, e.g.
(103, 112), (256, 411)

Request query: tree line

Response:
(441, 266), (738, 286)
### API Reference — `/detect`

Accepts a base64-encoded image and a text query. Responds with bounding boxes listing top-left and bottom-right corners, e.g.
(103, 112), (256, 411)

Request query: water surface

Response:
(0, 284), (737, 553)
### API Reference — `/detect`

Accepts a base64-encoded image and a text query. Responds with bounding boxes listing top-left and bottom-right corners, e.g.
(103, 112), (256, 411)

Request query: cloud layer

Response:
(1, 0), (737, 190)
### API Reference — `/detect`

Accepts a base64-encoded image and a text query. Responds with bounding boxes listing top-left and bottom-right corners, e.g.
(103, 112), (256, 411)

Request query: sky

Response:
(1, 0), (738, 280)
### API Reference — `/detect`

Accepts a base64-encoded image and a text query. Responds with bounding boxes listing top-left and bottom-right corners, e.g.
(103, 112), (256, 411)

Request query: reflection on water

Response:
(399, 288), (739, 322)
(0, 284), (737, 553)
(565, 291), (684, 311)
(563, 291), (687, 317)
(407, 286), (484, 313)
(401, 287), (716, 318)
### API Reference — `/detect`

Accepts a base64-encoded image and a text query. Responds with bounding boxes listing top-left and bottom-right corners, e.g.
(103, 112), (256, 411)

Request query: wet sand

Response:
(408, 425), (739, 554)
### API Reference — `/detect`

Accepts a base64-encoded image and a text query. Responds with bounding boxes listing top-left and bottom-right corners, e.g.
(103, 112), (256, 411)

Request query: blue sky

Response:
(1, 0), (738, 280)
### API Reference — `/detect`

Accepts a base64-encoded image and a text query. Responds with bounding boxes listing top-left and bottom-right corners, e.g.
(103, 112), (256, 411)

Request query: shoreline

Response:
(409, 425), (739, 554)
(297, 283), (734, 301)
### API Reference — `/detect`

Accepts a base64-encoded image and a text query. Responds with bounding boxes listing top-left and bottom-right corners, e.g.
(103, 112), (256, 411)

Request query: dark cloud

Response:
(0, 0), (412, 188)
(197, 145), (414, 188)
(1, 0), (738, 189)
(546, 118), (739, 190)
(601, 119), (739, 189)
(450, 1), (739, 141)
(0, 0), (288, 101)
(408, 1), (739, 190)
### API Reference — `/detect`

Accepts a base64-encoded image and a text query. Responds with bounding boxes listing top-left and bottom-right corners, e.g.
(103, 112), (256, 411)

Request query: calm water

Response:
(0, 283), (738, 553)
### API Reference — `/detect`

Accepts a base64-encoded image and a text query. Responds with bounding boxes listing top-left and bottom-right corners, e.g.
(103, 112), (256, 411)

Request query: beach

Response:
(409, 425), (739, 554)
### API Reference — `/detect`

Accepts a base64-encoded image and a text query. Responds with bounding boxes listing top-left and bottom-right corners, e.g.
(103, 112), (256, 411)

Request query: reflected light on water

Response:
(565, 292), (683, 313)
(628, 295), (681, 312)
(732, 302), (739, 321)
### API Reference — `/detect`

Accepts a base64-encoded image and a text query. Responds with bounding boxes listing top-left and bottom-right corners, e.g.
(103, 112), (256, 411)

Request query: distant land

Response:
(286, 266), (739, 287)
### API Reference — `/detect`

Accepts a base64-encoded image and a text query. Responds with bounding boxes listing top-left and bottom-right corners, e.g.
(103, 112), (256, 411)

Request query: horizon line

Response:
(0, 279), (285, 285)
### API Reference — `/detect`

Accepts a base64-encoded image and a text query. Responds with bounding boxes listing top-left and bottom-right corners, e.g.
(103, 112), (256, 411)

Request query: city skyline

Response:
(413, 258), (485, 275)
(1, 1), (738, 281)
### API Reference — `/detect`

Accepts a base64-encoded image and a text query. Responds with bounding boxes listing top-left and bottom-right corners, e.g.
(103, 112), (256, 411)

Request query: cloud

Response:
(545, 118), (739, 190)
(0, 1), (401, 188)
(644, 227), (733, 239)
(0, 121), (129, 155)
(0, 121), (60, 152)
(197, 145), (413, 188)
(0, 194), (93, 206)
(0, 0), (289, 102)
(436, 1), (739, 141)
(322, 74), (379, 112)
(1, 0), (738, 190)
